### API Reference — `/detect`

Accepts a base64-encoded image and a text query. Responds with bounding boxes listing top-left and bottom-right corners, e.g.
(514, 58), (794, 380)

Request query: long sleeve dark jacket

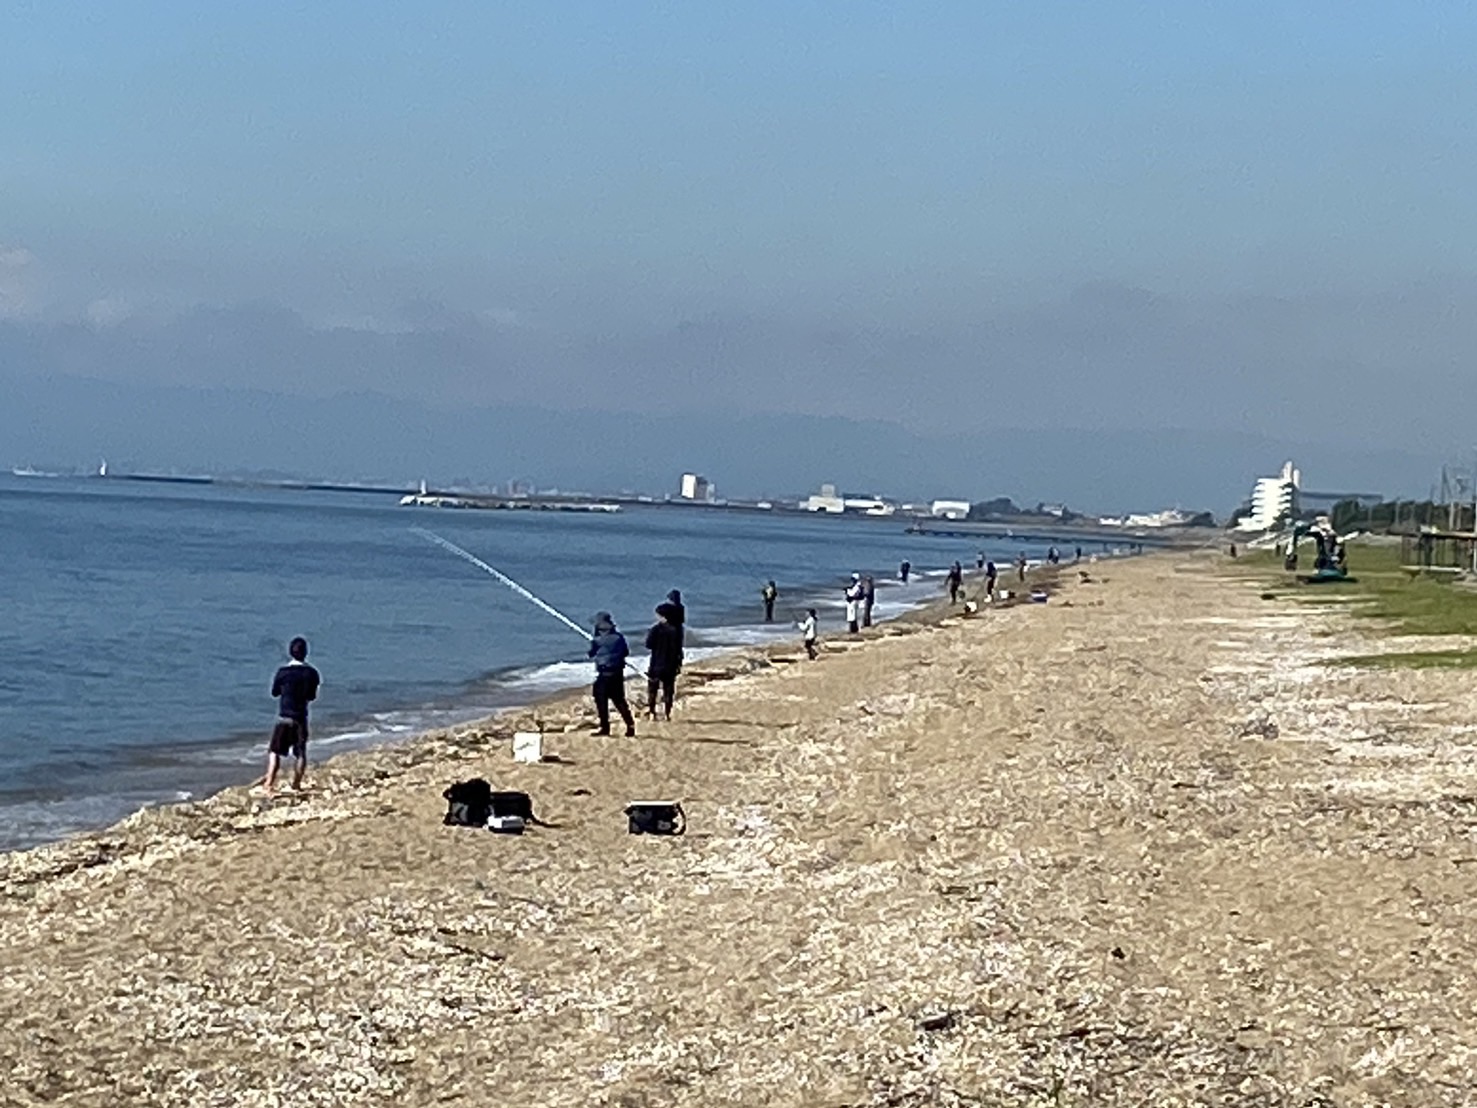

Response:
(272, 661), (320, 724)
(588, 630), (630, 676)
(644, 621), (684, 677)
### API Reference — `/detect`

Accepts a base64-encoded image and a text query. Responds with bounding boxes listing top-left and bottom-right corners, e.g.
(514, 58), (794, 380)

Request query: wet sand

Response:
(4, 552), (1477, 1106)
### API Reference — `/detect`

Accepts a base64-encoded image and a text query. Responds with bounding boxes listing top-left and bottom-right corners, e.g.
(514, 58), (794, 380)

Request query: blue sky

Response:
(2, 3), (1476, 497)
(7, 2), (1474, 306)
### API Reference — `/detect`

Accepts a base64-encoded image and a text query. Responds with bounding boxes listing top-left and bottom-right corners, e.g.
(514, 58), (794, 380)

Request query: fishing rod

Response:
(412, 527), (647, 678)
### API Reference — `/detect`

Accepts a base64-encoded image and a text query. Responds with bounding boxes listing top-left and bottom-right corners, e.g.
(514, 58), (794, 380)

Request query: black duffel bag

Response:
(625, 800), (685, 836)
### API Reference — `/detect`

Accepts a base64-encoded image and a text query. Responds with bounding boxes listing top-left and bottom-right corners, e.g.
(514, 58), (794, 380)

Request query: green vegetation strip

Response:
(1329, 649), (1477, 670)
(1226, 542), (1477, 668)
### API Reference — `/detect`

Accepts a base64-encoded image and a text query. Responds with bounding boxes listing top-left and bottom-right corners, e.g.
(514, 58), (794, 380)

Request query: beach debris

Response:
(1237, 715), (1281, 740)
(916, 1010), (957, 1033)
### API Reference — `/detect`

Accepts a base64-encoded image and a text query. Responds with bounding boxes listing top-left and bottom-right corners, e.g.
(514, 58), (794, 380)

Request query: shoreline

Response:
(0, 561), (938, 853)
(0, 554), (1074, 879)
(0, 549), (1084, 856)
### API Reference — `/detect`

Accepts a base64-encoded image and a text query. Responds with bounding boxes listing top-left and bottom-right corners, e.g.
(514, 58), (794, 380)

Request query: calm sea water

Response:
(0, 475), (1069, 850)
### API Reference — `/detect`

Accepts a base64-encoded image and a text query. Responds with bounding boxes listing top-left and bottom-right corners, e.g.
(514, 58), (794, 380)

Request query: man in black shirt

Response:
(644, 603), (684, 721)
(265, 636), (321, 794)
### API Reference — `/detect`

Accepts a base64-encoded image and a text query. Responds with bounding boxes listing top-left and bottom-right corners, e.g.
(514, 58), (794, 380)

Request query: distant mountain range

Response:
(1, 368), (1441, 515)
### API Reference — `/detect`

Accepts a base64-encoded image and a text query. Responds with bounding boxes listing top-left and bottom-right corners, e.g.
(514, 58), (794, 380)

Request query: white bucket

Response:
(512, 731), (543, 763)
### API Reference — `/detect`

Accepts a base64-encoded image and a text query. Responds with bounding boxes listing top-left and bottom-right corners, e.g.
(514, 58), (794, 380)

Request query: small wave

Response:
(0, 790), (189, 853)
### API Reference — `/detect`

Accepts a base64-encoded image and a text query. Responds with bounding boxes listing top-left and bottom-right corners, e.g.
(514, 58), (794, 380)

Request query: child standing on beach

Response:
(799, 608), (819, 660)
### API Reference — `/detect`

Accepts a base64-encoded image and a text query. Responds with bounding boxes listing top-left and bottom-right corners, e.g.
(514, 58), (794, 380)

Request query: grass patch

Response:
(1329, 649), (1477, 670)
(1224, 541), (1477, 668)
(1231, 542), (1477, 637)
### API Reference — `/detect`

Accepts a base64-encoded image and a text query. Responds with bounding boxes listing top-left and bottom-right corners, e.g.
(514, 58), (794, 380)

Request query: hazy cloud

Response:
(0, 245), (37, 319)
(5, 275), (1476, 463)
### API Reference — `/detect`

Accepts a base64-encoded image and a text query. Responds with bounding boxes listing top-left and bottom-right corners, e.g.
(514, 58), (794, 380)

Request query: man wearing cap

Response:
(588, 612), (636, 737)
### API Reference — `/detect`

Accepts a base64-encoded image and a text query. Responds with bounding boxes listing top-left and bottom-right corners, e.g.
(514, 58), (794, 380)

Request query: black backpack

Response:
(443, 780), (541, 828)
(443, 778), (493, 827)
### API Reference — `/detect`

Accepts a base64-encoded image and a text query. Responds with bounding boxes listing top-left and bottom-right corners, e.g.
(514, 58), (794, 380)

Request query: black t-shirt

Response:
(272, 662), (321, 723)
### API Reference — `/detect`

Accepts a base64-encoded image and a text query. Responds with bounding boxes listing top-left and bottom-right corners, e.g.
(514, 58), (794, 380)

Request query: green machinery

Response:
(1282, 520), (1354, 584)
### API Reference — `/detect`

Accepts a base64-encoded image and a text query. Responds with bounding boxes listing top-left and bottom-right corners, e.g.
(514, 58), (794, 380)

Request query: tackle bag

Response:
(490, 791), (535, 821)
(625, 800), (685, 836)
(443, 778), (493, 827)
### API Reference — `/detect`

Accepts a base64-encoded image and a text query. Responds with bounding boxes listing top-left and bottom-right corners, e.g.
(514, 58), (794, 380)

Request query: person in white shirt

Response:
(798, 608), (819, 660)
(844, 573), (864, 633)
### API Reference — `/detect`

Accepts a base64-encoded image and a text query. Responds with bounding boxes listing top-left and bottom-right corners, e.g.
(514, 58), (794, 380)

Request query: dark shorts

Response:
(269, 718), (308, 758)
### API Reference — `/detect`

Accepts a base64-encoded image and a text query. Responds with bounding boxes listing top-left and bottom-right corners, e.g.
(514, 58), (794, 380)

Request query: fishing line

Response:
(412, 527), (647, 678)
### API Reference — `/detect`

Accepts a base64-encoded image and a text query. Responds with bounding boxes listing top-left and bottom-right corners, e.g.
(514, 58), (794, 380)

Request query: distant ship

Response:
(11, 466), (59, 478)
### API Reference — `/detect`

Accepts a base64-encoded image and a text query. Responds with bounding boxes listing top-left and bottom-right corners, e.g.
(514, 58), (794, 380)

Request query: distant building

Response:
(803, 483), (846, 513)
(842, 495), (896, 516)
(1236, 461), (1300, 532)
(930, 499), (972, 520)
(802, 483), (897, 514)
(679, 473), (714, 502)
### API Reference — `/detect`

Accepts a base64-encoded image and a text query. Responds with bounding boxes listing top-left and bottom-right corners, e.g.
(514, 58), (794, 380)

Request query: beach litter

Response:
(512, 731), (544, 763)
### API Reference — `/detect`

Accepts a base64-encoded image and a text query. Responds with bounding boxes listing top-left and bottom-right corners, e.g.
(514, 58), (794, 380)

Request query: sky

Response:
(3, 2), (1476, 506)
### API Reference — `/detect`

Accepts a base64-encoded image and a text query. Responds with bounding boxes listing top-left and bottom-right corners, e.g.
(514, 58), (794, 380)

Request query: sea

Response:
(0, 474), (1080, 851)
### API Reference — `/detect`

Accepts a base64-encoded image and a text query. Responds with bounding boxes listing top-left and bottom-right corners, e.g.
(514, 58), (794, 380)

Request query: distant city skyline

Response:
(4, 3), (1475, 503)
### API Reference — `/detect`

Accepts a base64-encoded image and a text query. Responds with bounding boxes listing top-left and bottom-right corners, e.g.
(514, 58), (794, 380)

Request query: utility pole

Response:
(1470, 451), (1477, 573)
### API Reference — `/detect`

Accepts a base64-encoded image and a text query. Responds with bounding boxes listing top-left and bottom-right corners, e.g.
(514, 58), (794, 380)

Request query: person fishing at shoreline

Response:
(644, 603), (683, 721)
(761, 580), (778, 623)
(264, 636), (321, 795)
(589, 612), (636, 737)
(899, 559), (911, 583)
(862, 574), (876, 628)
(844, 573), (864, 633)
(984, 557), (998, 601)
(663, 589), (686, 631)
(946, 561), (963, 604)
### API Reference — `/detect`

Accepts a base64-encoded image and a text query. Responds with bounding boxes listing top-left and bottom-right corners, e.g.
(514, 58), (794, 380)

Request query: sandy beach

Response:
(4, 551), (1477, 1106)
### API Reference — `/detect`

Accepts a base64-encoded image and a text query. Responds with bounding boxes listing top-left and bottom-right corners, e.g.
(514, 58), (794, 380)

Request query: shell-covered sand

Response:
(4, 552), (1477, 1106)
